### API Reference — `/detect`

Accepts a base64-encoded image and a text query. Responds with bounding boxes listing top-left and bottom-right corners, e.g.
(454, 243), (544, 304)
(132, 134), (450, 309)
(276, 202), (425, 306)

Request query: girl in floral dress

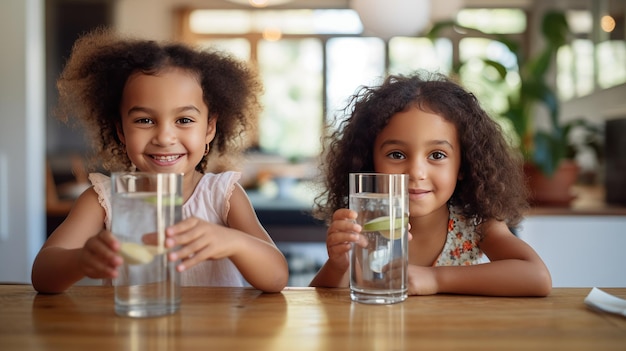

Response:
(310, 71), (551, 296)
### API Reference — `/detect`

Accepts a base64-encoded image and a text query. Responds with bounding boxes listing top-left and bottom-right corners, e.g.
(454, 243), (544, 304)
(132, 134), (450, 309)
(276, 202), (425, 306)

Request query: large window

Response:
(458, 37), (519, 118)
(257, 38), (323, 158)
(325, 37), (385, 124)
(557, 39), (595, 100)
(181, 7), (626, 159)
(181, 7), (625, 159)
(388, 37), (453, 76)
(180, 8), (454, 159)
(557, 8), (626, 100)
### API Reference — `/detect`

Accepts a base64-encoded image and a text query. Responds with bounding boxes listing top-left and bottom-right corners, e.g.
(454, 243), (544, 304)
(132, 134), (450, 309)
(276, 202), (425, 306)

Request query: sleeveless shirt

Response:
(433, 205), (485, 266)
(90, 172), (245, 287)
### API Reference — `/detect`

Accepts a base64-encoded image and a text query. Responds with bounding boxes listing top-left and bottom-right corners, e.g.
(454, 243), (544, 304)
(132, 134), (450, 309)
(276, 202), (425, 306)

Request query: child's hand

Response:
(162, 217), (239, 272)
(79, 230), (122, 279)
(325, 209), (368, 271)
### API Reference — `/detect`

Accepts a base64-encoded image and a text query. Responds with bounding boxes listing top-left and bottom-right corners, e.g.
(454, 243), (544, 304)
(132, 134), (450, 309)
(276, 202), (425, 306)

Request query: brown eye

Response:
(177, 117), (193, 124)
(135, 118), (153, 124)
(429, 151), (446, 160)
(387, 151), (406, 160)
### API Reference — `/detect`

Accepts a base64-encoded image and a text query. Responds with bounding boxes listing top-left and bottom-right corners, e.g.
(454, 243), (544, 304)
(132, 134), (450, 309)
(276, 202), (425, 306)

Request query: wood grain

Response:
(0, 285), (625, 351)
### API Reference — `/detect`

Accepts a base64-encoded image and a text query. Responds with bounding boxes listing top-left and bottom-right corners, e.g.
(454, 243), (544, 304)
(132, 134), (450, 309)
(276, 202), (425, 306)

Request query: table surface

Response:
(0, 285), (625, 351)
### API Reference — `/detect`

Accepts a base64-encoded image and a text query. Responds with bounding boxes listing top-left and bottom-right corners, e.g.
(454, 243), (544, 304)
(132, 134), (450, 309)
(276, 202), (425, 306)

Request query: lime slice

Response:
(362, 216), (406, 240)
(120, 242), (161, 265)
(143, 196), (183, 206)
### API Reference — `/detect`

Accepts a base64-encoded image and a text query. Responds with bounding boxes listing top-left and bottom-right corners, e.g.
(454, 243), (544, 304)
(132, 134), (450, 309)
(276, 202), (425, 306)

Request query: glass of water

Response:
(349, 173), (409, 304)
(111, 172), (183, 317)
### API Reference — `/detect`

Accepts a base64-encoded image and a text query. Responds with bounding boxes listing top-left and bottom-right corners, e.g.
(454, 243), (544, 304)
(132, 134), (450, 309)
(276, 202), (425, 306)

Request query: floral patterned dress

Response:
(433, 205), (485, 266)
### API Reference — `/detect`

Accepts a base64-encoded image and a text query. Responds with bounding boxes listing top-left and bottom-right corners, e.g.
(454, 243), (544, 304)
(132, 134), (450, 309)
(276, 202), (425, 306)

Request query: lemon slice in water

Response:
(120, 242), (161, 265)
(362, 216), (406, 240)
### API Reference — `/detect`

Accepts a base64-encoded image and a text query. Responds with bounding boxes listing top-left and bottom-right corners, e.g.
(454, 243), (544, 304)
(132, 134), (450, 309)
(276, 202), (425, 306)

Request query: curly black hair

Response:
(55, 27), (262, 173)
(314, 71), (529, 227)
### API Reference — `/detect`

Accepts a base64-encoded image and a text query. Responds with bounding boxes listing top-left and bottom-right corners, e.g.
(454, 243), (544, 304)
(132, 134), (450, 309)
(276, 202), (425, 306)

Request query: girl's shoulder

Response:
(184, 171), (242, 224)
(435, 205), (484, 266)
(193, 171), (242, 197)
(88, 172), (112, 229)
(88, 172), (111, 203)
(88, 172), (110, 185)
(448, 205), (477, 229)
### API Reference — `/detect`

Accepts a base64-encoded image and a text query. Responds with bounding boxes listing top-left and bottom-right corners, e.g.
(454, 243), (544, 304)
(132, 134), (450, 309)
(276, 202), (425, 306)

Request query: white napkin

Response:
(584, 287), (626, 317)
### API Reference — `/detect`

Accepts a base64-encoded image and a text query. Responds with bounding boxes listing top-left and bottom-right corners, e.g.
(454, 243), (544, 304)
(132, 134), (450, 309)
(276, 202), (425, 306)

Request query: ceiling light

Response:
(351, 0), (431, 40)
(226, 0), (293, 8)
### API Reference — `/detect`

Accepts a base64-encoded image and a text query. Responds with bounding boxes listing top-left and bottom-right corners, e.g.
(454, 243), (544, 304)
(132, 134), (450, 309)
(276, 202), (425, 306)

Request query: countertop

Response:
(529, 185), (626, 216)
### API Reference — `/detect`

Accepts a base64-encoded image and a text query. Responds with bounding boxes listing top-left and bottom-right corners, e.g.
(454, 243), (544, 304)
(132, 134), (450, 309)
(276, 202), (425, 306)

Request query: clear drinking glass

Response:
(349, 173), (409, 304)
(111, 172), (182, 317)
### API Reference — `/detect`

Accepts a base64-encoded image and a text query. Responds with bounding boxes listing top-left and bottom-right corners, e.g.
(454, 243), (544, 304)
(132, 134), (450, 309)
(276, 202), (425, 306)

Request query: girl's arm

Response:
(223, 184), (289, 292)
(309, 209), (367, 288)
(410, 219), (552, 296)
(167, 183), (289, 293)
(31, 188), (120, 293)
(309, 259), (350, 288)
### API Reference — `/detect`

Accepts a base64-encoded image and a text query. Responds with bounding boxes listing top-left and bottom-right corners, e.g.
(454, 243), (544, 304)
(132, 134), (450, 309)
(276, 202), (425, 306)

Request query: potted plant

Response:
(427, 10), (602, 205)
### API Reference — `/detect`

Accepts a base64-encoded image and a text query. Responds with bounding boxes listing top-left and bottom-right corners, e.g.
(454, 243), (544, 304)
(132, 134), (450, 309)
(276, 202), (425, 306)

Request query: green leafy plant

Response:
(427, 11), (601, 176)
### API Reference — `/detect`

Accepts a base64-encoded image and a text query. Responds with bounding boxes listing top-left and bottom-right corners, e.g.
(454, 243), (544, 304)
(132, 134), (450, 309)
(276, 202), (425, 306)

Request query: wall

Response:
(562, 83), (626, 123)
(0, 0), (46, 283)
(517, 216), (626, 287)
(114, 0), (176, 40)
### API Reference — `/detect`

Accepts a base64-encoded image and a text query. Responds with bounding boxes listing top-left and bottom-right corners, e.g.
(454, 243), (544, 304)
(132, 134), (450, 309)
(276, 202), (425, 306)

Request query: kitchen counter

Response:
(528, 185), (626, 216)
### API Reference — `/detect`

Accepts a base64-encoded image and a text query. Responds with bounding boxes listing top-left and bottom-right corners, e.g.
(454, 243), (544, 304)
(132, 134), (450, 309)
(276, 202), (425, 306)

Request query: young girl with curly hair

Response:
(32, 28), (288, 293)
(310, 71), (551, 296)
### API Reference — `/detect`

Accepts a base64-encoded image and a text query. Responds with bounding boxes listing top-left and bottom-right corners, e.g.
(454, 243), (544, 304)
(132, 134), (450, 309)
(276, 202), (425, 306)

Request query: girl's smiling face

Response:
(117, 68), (216, 179)
(373, 106), (462, 218)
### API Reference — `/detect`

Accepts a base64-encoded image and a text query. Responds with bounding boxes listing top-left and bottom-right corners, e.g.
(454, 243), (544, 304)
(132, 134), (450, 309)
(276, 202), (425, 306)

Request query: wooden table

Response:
(1, 285), (625, 351)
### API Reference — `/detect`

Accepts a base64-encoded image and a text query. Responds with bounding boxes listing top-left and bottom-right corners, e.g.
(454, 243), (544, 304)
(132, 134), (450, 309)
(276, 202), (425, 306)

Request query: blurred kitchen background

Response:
(1, 0), (625, 286)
